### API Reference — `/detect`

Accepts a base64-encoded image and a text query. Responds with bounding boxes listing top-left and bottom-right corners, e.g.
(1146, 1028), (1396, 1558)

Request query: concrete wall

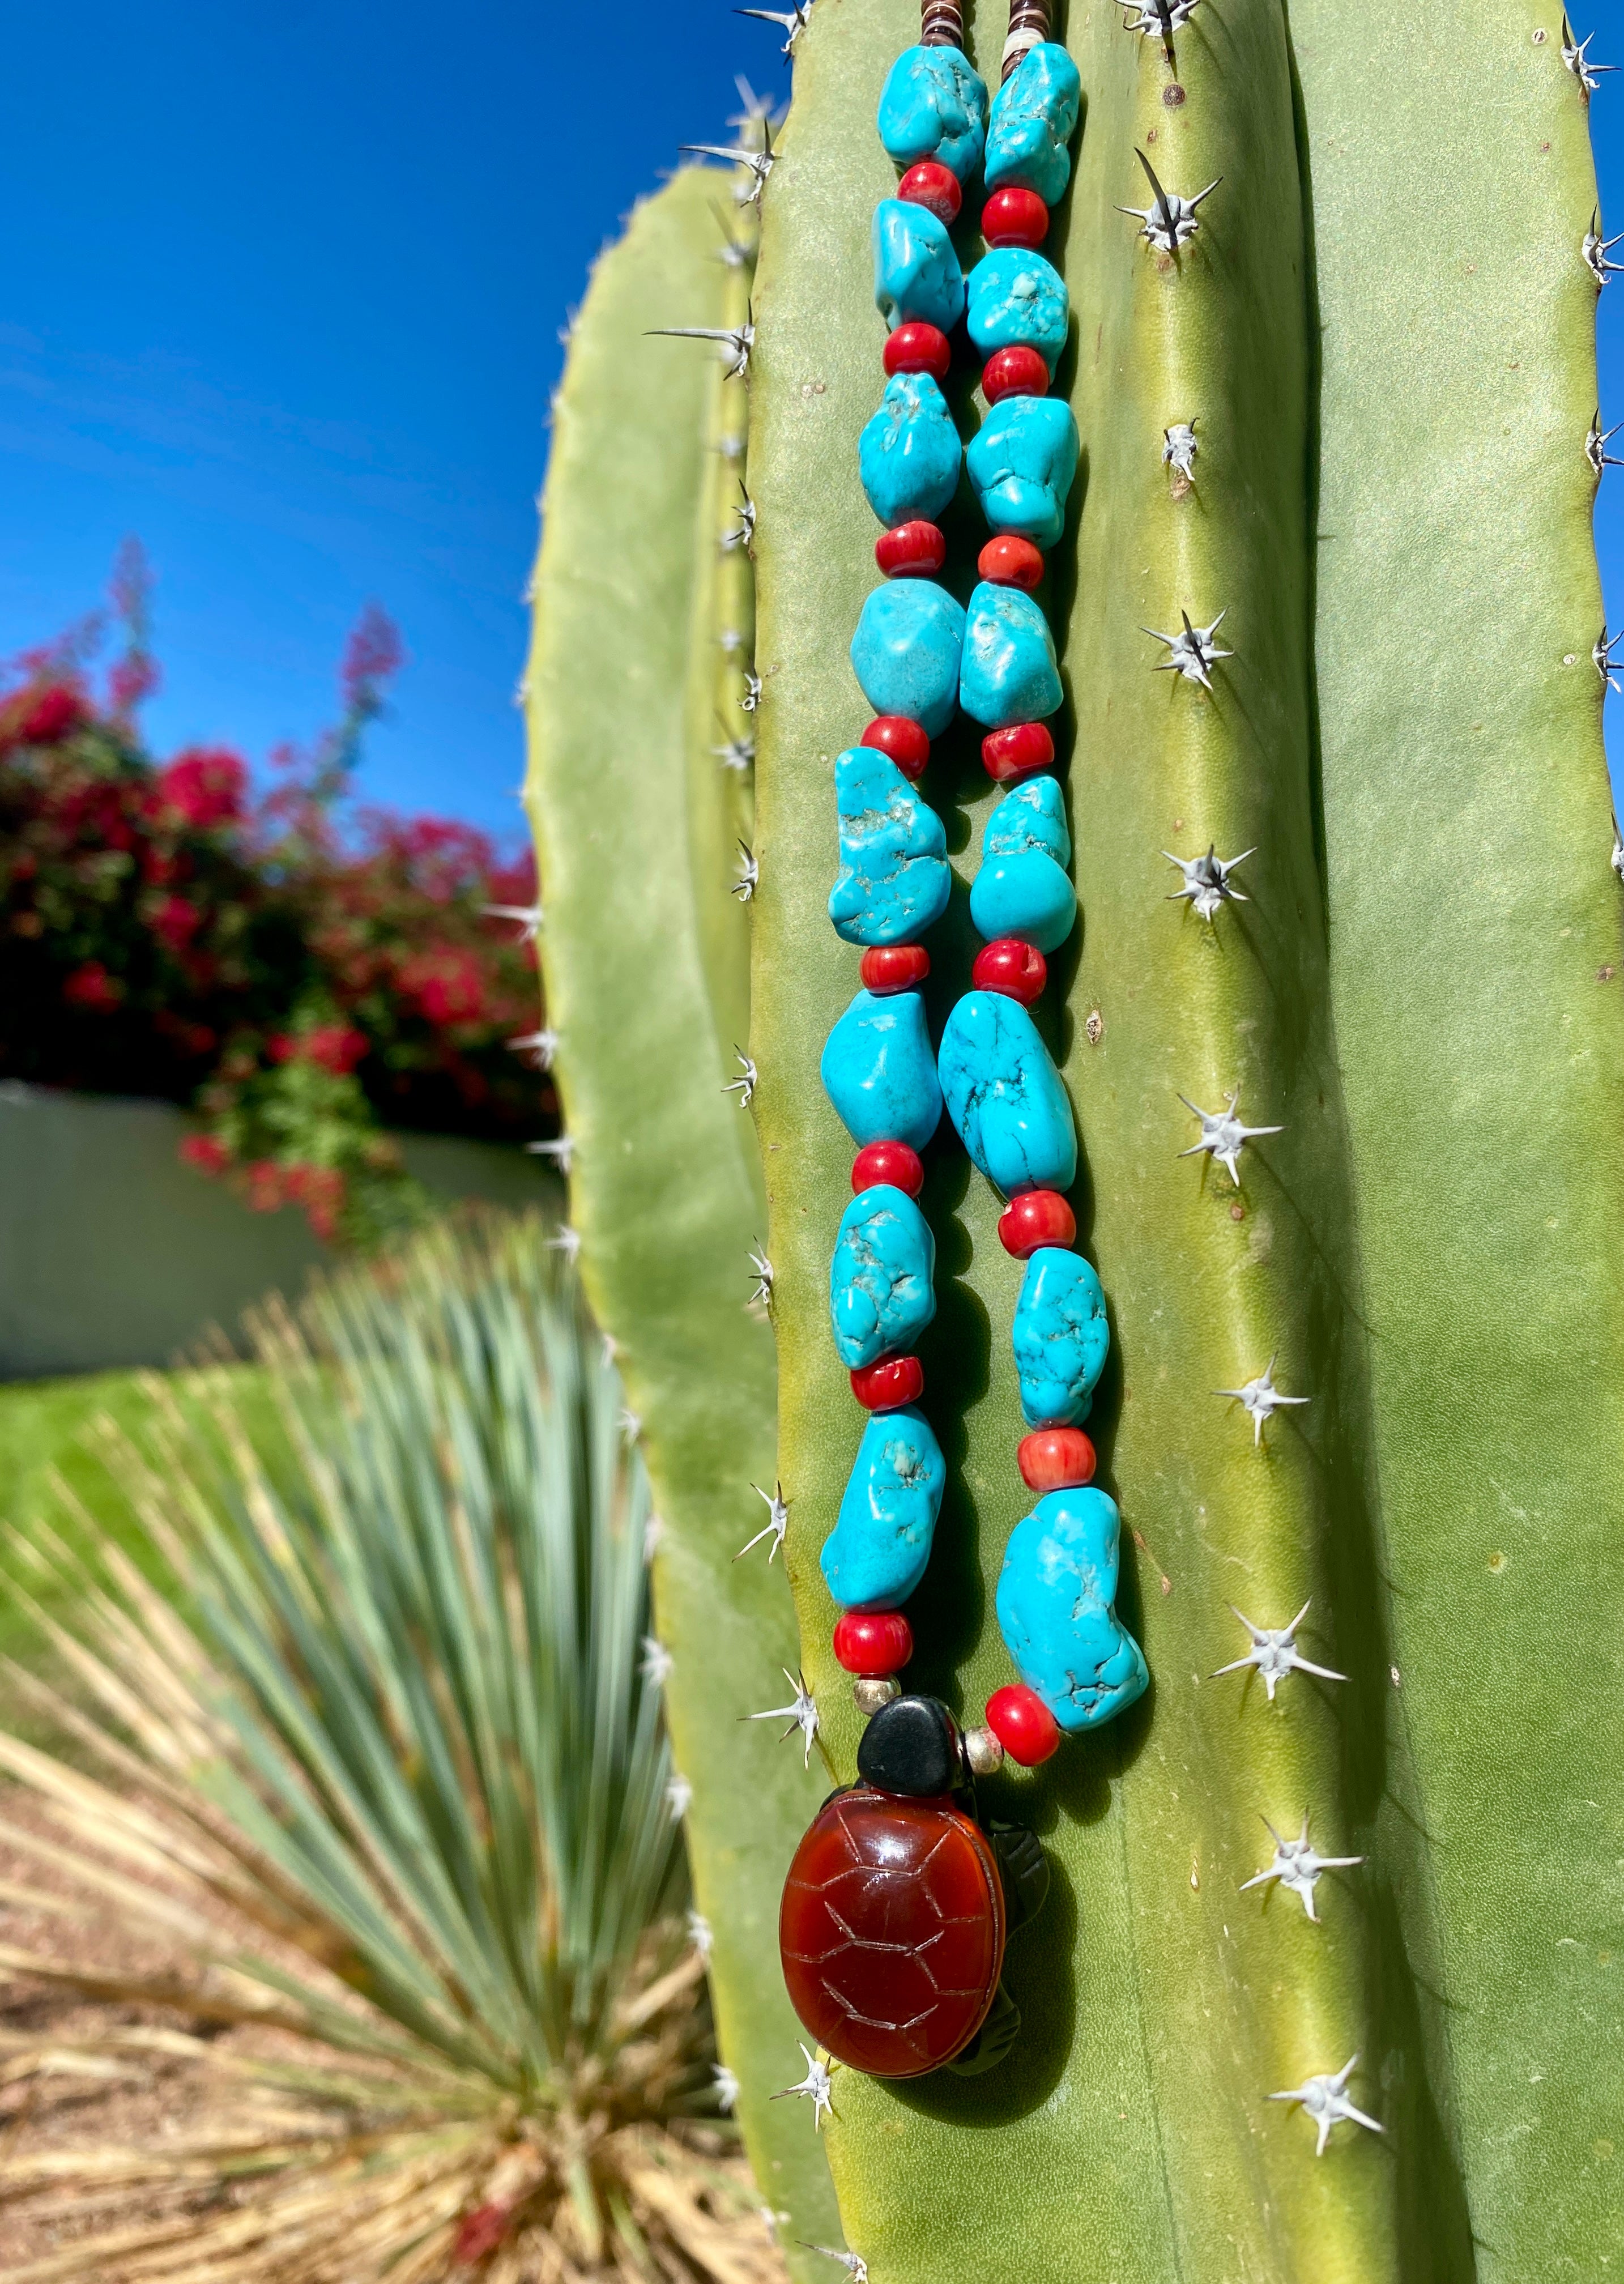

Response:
(0, 1082), (557, 1379)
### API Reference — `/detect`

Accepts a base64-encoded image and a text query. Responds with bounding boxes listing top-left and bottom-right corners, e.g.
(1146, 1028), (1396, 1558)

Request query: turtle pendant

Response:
(778, 1694), (1047, 2078)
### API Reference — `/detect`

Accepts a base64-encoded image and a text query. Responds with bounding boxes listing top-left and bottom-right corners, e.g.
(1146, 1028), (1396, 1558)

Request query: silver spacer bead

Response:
(853, 1675), (902, 1716)
(963, 1724), (1005, 1778)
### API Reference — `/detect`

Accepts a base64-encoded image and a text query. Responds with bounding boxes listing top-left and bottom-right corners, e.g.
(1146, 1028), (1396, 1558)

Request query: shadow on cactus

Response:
(0, 1213), (782, 2282)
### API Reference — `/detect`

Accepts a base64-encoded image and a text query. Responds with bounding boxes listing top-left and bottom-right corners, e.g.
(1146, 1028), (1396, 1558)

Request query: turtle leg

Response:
(987, 1821), (1050, 1931)
(945, 1982), (1021, 2077)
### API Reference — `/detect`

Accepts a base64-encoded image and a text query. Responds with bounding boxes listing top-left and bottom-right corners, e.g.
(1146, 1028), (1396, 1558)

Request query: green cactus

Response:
(735, 1), (1621, 2278)
(522, 163), (842, 2273)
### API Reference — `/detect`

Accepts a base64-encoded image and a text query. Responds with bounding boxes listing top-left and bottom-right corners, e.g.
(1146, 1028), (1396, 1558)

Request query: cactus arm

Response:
(522, 167), (841, 2271)
(747, 0), (1478, 2272)
(1293, 6), (1624, 2269)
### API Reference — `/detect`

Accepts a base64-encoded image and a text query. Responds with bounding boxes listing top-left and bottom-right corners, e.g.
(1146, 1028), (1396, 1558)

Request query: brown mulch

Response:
(0, 1789), (786, 2279)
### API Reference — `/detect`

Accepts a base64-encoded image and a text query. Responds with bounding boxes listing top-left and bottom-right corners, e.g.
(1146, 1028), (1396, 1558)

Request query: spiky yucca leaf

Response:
(0, 1214), (783, 2283)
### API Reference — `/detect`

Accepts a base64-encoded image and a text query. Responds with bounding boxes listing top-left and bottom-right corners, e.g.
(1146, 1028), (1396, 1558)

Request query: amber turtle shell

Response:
(779, 1783), (1007, 2077)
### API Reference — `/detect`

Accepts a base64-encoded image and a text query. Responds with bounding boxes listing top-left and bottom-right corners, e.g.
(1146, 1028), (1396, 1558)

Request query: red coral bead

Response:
(876, 521), (947, 579)
(861, 715), (931, 779)
(972, 938), (1047, 1003)
(884, 322), (952, 381)
(982, 187), (1050, 248)
(833, 1609), (914, 1674)
(861, 945), (931, 994)
(998, 1189), (1076, 1256)
(851, 1355), (924, 1410)
(852, 1140), (924, 1196)
(1018, 1428), (1097, 1492)
(982, 346), (1050, 403)
(982, 722), (1055, 782)
(898, 161), (962, 224)
(986, 1685), (1062, 1766)
(978, 535), (1046, 591)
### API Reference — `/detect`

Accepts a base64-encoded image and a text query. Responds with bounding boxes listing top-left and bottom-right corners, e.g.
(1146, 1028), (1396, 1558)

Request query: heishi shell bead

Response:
(862, 944), (931, 994)
(859, 372), (962, 527)
(834, 1609), (914, 1676)
(876, 42), (990, 181)
(983, 721), (1054, 781)
(963, 1724), (1005, 1776)
(938, 990), (1076, 1194)
(965, 246), (1069, 374)
(995, 1487), (1148, 1732)
(1018, 1426), (1096, 1492)
(966, 395), (1080, 551)
(883, 323), (952, 382)
(982, 346), (1050, 403)
(820, 1404), (946, 1610)
(898, 160), (962, 223)
(979, 534), (1045, 590)
(822, 988), (943, 1152)
(851, 1354), (926, 1410)
(853, 1674), (903, 1715)
(983, 41), (1082, 206)
(828, 746), (950, 948)
(1013, 1246), (1109, 1426)
(852, 1140), (924, 1196)
(862, 714), (931, 777)
(961, 582), (1063, 728)
(985, 1683), (1061, 1766)
(973, 938), (1047, 1003)
(851, 580), (965, 739)
(830, 1183), (936, 1370)
(998, 1188), (1075, 1256)
(981, 186), (1050, 248)
(876, 522), (948, 578)
(874, 199), (966, 335)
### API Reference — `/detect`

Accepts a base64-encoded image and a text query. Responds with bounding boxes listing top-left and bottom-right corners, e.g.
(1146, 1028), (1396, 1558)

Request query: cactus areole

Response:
(772, 0), (1149, 2081)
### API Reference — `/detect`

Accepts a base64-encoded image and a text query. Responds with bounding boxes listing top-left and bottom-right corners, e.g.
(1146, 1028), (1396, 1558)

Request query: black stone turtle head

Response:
(857, 1693), (962, 1798)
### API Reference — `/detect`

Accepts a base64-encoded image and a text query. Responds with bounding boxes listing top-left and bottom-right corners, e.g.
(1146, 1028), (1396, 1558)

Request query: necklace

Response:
(778, 0), (1149, 2084)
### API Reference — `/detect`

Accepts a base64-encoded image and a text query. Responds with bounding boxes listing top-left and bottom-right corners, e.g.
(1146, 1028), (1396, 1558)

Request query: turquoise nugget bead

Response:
(876, 43), (988, 180)
(984, 42), (1082, 206)
(971, 774), (1075, 948)
(1012, 1247), (1109, 1426)
(995, 1487), (1148, 1732)
(986, 774), (1070, 863)
(821, 1405), (946, 1610)
(829, 1184), (937, 1370)
(965, 395), (1079, 550)
(960, 581), (1062, 727)
(859, 372), (962, 529)
(938, 989), (1075, 1193)
(965, 246), (1069, 373)
(822, 988), (943, 1152)
(873, 199), (965, 335)
(829, 746), (950, 948)
(850, 579), (965, 738)
(970, 850), (1075, 951)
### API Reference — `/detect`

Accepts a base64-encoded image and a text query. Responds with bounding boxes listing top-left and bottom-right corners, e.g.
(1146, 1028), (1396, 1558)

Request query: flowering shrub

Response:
(0, 555), (552, 1246)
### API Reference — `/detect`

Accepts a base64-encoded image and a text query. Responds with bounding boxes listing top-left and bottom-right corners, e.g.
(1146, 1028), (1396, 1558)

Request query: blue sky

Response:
(1, 5), (1619, 838)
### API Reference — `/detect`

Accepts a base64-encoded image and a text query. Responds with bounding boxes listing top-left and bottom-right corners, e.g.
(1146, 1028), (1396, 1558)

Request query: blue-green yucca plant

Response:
(0, 1215), (784, 2283)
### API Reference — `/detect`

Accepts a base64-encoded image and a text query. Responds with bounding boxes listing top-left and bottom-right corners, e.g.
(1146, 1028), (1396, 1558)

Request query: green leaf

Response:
(523, 165), (842, 2269)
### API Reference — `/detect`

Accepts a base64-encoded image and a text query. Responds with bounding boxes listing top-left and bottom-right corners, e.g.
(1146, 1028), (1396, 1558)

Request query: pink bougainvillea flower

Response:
(155, 747), (248, 832)
(149, 894), (202, 957)
(62, 960), (122, 1013)
(397, 945), (487, 1028)
(178, 1132), (231, 1177)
